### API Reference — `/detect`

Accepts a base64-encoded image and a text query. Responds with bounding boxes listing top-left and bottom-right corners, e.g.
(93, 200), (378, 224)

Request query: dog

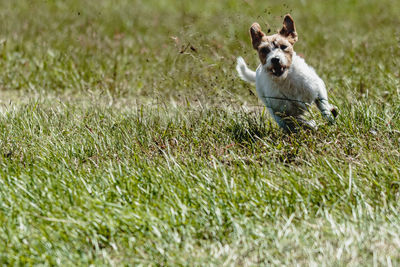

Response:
(236, 14), (338, 132)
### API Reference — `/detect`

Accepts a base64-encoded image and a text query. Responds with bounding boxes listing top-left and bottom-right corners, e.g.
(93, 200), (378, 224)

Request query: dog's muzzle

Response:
(270, 57), (286, 77)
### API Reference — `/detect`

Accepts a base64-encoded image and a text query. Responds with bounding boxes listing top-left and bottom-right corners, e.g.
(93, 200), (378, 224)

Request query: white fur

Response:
(237, 52), (336, 131)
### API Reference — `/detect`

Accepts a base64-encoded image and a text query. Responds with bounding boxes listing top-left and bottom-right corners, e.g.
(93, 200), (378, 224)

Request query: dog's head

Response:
(250, 14), (298, 79)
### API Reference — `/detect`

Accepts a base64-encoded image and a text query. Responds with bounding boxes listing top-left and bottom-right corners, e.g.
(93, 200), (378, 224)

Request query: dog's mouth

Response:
(270, 65), (287, 77)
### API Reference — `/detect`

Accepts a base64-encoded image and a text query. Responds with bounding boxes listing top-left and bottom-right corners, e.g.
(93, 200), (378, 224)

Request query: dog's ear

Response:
(279, 14), (298, 44)
(250, 23), (264, 50)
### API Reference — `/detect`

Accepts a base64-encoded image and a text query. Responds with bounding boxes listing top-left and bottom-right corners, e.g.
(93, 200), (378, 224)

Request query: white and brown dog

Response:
(236, 14), (337, 132)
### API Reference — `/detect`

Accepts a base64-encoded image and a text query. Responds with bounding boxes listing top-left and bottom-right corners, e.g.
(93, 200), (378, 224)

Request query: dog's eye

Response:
(259, 47), (270, 54)
(280, 45), (288, 50)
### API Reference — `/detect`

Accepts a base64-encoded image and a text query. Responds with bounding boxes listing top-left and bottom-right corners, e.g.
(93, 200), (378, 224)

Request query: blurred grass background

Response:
(0, 0), (399, 265)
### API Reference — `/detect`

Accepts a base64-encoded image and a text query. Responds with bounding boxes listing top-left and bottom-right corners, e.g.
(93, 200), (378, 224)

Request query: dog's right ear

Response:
(250, 23), (264, 50)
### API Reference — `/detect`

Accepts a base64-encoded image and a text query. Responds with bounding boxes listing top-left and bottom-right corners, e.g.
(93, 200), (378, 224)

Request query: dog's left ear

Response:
(279, 14), (298, 44)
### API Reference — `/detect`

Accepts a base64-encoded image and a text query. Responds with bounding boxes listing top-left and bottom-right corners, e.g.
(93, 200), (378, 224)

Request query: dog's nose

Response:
(271, 57), (280, 65)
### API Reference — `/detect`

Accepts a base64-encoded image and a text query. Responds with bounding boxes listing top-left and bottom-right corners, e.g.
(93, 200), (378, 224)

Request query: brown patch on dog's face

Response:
(256, 35), (294, 66)
(249, 14), (298, 77)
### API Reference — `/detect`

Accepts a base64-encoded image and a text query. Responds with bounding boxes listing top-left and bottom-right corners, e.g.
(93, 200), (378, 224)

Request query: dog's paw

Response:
(302, 119), (318, 131)
(330, 106), (339, 118)
(322, 111), (335, 124)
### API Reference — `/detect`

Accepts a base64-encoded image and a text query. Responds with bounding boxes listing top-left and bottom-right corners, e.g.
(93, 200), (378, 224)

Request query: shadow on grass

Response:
(224, 110), (337, 164)
(225, 111), (276, 144)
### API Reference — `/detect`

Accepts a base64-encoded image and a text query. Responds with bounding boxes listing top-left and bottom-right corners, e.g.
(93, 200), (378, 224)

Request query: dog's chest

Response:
(255, 64), (318, 116)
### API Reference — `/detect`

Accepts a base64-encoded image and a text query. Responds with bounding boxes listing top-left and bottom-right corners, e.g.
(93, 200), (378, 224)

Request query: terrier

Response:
(236, 14), (337, 132)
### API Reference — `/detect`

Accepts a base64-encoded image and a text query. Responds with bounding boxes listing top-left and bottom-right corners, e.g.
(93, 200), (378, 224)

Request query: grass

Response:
(0, 0), (400, 265)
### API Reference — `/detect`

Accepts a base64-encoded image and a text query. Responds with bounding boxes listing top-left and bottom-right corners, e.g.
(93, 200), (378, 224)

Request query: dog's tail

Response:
(236, 57), (256, 83)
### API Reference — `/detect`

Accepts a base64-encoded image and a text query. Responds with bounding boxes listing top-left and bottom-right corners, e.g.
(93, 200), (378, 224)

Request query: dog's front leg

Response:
(316, 98), (338, 124)
(269, 111), (312, 133)
(269, 111), (294, 132)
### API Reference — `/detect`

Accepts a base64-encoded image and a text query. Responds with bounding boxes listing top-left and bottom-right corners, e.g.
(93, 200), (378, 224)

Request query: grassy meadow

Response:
(0, 0), (400, 265)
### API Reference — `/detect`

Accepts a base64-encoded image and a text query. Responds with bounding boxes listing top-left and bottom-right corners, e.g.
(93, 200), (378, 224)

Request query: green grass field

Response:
(0, 0), (400, 265)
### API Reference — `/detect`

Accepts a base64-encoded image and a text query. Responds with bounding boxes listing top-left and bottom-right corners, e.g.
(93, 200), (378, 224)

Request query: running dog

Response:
(236, 14), (337, 132)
